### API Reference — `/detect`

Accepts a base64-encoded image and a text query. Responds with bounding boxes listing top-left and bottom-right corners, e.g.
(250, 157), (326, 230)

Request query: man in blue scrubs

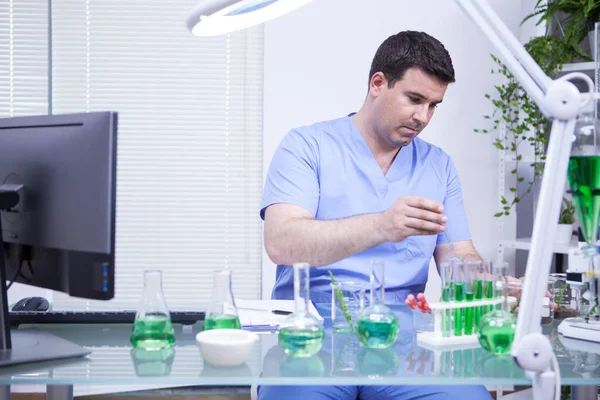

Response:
(259, 31), (492, 399)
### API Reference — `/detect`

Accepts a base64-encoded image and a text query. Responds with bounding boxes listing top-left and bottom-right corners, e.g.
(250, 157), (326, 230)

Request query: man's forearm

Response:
(265, 213), (389, 267)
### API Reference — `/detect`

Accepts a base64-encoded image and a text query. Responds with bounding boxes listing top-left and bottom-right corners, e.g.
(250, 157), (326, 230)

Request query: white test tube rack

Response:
(417, 296), (518, 348)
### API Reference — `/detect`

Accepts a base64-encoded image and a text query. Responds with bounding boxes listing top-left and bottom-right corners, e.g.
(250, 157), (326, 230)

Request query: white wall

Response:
(262, 0), (523, 299)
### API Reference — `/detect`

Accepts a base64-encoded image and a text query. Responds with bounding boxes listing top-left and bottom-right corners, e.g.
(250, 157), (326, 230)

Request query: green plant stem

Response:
(555, 283), (569, 306)
(329, 270), (355, 331)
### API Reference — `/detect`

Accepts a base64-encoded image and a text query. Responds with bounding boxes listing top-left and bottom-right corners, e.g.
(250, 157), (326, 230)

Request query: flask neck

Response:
(144, 271), (163, 293)
(209, 270), (237, 315)
(138, 270), (170, 317)
(370, 260), (385, 305)
(293, 263), (310, 315)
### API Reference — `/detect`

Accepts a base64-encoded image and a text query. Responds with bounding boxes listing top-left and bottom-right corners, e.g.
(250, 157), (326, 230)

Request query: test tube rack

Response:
(417, 296), (517, 348)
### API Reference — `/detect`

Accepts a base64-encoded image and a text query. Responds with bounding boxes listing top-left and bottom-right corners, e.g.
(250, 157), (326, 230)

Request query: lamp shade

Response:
(187, 0), (314, 36)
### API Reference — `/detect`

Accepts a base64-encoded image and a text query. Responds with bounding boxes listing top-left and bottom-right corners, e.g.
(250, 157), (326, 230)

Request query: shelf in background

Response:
(501, 238), (578, 254)
(561, 62), (595, 72)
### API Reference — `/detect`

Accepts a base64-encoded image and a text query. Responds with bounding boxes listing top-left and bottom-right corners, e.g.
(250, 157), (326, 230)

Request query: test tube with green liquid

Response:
(451, 258), (465, 336)
(463, 261), (477, 335)
(440, 262), (453, 337)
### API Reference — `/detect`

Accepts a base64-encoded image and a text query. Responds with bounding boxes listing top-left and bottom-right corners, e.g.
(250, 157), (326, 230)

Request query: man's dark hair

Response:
(368, 31), (455, 88)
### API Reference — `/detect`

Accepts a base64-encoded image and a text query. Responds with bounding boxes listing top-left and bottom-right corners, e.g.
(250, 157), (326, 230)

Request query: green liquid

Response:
(464, 292), (474, 335)
(203, 314), (241, 330)
(356, 316), (398, 349)
(473, 280), (483, 299)
(478, 315), (516, 355)
(454, 282), (465, 336)
(567, 156), (600, 244)
(130, 314), (175, 350)
(278, 327), (325, 357)
(483, 281), (494, 298)
(473, 279), (483, 327)
(442, 286), (452, 337)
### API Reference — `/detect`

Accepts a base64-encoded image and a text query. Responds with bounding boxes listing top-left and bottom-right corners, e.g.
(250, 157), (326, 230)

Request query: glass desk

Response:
(0, 305), (597, 400)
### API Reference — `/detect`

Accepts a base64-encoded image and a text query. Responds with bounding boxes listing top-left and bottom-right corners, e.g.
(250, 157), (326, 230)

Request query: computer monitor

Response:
(0, 111), (117, 366)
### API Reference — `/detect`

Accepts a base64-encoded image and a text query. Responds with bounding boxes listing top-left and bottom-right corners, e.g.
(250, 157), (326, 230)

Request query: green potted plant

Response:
(556, 197), (577, 243)
(477, 36), (575, 217)
(476, 1), (586, 217)
(523, 0), (600, 61)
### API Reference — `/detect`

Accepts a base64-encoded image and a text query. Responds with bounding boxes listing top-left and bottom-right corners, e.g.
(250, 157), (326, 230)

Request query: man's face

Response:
(370, 67), (448, 148)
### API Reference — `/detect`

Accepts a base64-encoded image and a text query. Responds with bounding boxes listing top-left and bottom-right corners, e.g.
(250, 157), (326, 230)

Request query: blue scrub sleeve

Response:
(437, 157), (471, 244)
(260, 129), (320, 220)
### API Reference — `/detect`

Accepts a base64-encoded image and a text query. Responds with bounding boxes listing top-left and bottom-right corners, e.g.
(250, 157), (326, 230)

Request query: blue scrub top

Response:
(261, 116), (470, 303)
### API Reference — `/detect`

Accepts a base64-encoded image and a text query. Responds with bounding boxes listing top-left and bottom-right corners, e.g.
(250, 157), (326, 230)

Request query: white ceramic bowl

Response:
(196, 329), (259, 367)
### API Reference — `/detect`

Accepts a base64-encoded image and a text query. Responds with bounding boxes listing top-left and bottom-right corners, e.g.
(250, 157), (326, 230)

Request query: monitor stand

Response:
(0, 188), (91, 367)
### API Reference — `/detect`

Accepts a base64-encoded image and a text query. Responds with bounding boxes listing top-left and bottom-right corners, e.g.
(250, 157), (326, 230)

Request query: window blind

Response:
(0, 0), (48, 117)
(1, 0), (264, 310)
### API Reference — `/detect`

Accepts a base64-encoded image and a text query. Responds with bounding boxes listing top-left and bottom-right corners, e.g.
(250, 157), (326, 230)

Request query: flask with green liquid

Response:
(278, 262), (325, 357)
(130, 270), (176, 350)
(204, 269), (241, 330)
(477, 261), (516, 354)
(355, 260), (398, 349)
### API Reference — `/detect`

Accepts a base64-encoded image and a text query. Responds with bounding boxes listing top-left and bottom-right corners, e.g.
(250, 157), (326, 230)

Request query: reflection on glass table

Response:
(0, 305), (596, 387)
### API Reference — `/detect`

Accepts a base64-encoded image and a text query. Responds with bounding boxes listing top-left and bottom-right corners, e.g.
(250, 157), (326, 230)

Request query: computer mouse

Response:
(12, 297), (50, 312)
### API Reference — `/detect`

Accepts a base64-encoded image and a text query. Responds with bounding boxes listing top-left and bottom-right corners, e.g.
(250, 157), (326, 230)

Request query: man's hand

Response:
(405, 293), (431, 313)
(380, 196), (447, 243)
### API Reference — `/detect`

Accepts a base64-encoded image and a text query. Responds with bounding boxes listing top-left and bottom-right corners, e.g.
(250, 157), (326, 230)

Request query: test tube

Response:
(493, 260), (510, 311)
(482, 260), (494, 315)
(473, 261), (485, 326)
(452, 258), (465, 336)
(440, 262), (453, 338)
(463, 261), (477, 335)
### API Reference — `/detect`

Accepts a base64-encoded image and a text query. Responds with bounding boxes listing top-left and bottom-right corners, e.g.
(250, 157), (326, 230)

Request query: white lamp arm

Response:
(455, 0), (552, 116)
(456, 2), (595, 399)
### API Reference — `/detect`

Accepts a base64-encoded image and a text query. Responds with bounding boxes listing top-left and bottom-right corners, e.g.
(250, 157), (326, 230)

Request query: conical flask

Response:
(278, 262), (325, 357)
(203, 269), (241, 330)
(130, 270), (175, 350)
(356, 260), (398, 349)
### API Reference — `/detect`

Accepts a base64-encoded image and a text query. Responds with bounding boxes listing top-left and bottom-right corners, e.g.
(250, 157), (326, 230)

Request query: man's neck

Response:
(351, 108), (400, 175)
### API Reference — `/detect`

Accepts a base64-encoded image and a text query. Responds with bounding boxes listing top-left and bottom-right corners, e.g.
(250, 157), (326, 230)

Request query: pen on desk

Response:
(237, 307), (293, 315)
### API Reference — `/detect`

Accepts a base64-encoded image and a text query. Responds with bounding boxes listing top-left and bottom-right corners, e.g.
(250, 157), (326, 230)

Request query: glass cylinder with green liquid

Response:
(278, 262), (325, 357)
(356, 260), (398, 349)
(567, 120), (600, 316)
(451, 258), (466, 336)
(130, 270), (176, 350)
(463, 261), (480, 335)
(203, 269), (242, 331)
(472, 260), (489, 328)
(477, 261), (516, 354)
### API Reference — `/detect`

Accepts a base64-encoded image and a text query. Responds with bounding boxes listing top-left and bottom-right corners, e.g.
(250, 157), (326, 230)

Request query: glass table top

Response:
(0, 305), (598, 386)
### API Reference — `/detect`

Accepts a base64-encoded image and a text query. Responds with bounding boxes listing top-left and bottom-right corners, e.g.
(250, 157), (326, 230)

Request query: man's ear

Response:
(369, 72), (387, 97)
